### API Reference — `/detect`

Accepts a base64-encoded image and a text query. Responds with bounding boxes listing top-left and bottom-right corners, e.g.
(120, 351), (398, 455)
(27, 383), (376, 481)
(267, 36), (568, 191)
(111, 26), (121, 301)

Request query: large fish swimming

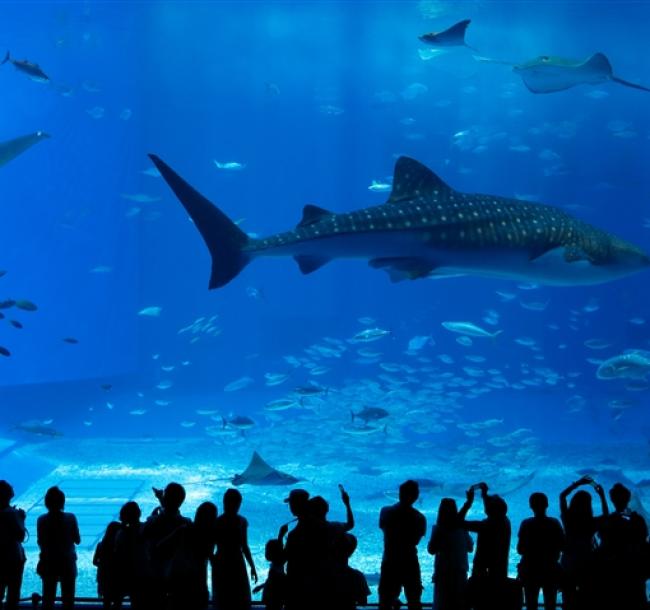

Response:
(149, 154), (649, 288)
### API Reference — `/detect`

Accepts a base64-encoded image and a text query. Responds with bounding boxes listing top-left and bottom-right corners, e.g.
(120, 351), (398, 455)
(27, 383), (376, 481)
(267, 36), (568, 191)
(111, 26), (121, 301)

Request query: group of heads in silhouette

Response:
(0, 474), (648, 610)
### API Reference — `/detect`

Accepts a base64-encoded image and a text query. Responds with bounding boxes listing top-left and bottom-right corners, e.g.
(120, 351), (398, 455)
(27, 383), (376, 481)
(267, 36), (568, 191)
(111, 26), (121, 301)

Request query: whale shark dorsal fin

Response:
(387, 157), (453, 203)
(298, 204), (333, 227)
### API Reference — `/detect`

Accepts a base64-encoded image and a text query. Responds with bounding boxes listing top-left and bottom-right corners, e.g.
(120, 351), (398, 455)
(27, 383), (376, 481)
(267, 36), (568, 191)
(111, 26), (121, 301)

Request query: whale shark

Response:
(149, 154), (649, 288)
(0, 131), (50, 168)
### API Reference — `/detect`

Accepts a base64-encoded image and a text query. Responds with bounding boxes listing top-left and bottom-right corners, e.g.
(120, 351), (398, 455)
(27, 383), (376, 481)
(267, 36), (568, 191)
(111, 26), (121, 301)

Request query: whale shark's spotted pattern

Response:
(149, 154), (649, 288)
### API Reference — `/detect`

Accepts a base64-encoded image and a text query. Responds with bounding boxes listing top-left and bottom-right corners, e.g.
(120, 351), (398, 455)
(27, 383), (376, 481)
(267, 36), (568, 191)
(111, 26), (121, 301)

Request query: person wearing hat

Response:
(279, 489), (310, 610)
(0, 480), (26, 610)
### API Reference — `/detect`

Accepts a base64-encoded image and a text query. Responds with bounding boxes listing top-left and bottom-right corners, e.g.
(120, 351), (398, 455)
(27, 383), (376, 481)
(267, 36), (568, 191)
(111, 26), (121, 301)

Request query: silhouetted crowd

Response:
(0, 475), (648, 610)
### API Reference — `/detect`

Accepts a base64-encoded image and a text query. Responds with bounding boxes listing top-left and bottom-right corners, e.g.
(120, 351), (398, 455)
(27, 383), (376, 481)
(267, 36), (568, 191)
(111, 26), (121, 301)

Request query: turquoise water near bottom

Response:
(9, 432), (649, 603)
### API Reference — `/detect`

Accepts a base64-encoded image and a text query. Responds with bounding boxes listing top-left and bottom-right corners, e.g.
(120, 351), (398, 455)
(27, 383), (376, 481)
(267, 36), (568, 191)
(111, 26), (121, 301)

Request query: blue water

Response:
(1, 0), (649, 602)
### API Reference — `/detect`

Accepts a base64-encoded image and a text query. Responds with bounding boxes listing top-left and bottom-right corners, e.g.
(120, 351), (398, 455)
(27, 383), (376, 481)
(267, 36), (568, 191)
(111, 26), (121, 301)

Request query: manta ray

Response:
(0, 131), (50, 168)
(419, 19), (475, 49)
(477, 52), (650, 93)
(149, 154), (649, 288)
(232, 451), (301, 486)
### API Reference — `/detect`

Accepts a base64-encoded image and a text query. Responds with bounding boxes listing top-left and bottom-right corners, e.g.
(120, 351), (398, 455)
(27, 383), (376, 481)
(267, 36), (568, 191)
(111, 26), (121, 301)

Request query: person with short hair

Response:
(517, 492), (565, 610)
(378, 480), (427, 610)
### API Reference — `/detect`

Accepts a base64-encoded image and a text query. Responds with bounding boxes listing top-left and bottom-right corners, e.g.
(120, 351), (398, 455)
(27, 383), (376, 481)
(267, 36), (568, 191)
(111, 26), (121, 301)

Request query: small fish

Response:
(441, 321), (502, 338)
(86, 106), (105, 119)
(180, 421), (196, 428)
(349, 328), (391, 343)
(223, 415), (255, 430)
(584, 338), (612, 350)
(9, 320), (23, 329)
(224, 376), (254, 392)
(407, 335), (431, 351)
(213, 160), (246, 171)
(119, 108), (132, 121)
(265, 398), (297, 411)
(129, 409), (147, 416)
(14, 300), (37, 311)
(138, 306), (162, 317)
(62, 337), (79, 344)
(0, 300), (15, 309)
(156, 380), (173, 390)
(122, 194), (161, 203)
(368, 180), (392, 193)
(100, 383), (112, 391)
(1, 52), (49, 82)
(90, 265), (113, 273)
(265, 372), (291, 386)
(0, 346), (10, 357)
(351, 406), (389, 423)
(155, 400), (171, 406)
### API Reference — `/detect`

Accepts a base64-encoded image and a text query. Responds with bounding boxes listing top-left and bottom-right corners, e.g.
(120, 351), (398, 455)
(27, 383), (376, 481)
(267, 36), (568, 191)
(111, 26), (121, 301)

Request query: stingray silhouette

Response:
(477, 52), (650, 93)
(232, 451), (302, 486)
(419, 19), (476, 50)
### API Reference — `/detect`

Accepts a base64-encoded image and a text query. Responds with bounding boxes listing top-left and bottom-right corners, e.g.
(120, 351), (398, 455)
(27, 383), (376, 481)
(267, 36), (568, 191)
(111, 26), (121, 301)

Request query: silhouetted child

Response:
(596, 483), (648, 610)
(517, 492), (564, 610)
(93, 521), (123, 609)
(253, 538), (287, 610)
(0, 480), (26, 610)
(559, 476), (608, 610)
(378, 479), (427, 610)
(114, 501), (150, 610)
(428, 498), (473, 610)
(331, 533), (370, 610)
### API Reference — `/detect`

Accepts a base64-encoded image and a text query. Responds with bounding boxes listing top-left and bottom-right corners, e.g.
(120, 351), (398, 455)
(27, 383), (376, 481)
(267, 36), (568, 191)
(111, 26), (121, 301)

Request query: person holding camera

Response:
(460, 482), (514, 610)
(559, 475), (608, 610)
(0, 480), (26, 610)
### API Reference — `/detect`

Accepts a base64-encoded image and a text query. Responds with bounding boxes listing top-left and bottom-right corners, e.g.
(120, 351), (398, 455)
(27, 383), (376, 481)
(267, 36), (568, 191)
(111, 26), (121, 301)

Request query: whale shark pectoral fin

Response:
(530, 246), (594, 266)
(294, 255), (331, 274)
(369, 257), (434, 282)
(387, 157), (454, 203)
(563, 246), (592, 263)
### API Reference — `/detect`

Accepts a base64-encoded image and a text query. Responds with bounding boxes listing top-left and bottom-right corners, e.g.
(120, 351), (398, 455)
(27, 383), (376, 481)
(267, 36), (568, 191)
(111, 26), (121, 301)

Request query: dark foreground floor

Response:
(16, 601), (569, 609)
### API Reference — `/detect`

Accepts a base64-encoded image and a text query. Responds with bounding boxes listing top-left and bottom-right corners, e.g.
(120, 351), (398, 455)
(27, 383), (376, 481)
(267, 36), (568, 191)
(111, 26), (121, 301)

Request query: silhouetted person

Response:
(93, 521), (122, 609)
(596, 483), (648, 610)
(378, 479), (426, 610)
(559, 476), (608, 610)
(114, 501), (150, 610)
(212, 488), (257, 610)
(460, 482), (512, 610)
(0, 480), (26, 610)
(142, 483), (191, 609)
(281, 488), (310, 610)
(36, 486), (80, 610)
(160, 500), (217, 610)
(428, 497), (473, 610)
(517, 492), (564, 610)
(253, 538), (287, 610)
(330, 533), (370, 610)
